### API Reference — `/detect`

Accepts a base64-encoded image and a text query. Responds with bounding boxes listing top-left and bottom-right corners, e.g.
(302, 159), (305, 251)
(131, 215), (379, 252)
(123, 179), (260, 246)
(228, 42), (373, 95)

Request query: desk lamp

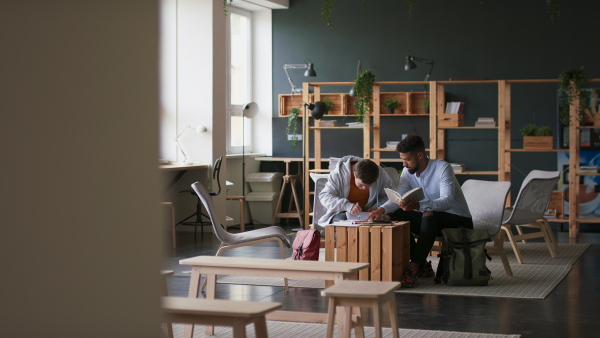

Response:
(175, 125), (208, 164)
(241, 102), (259, 196)
(404, 55), (435, 81)
(349, 60), (362, 97)
(283, 60), (317, 94)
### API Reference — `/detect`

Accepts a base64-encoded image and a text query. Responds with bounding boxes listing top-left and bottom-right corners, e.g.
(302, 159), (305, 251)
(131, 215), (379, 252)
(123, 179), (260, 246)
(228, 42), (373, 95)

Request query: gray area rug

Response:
(171, 322), (521, 338)
(216, 243), (588, 299)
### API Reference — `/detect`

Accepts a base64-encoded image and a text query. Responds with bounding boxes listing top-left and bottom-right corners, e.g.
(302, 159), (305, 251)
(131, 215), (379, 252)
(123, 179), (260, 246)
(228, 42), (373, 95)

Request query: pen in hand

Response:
(355, 202), (361, 220)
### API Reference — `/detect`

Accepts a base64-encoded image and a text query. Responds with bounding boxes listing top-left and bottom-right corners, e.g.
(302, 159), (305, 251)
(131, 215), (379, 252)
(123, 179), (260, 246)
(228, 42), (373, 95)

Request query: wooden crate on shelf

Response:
(523, 136), (553, 150)
(438, 113), (464, 127)
(547, 190), (565, 219)
(319, 93), (345, 116)
(278, 94), (313, 117)
(380, 92), (408, 114)
(408, 92), (429, 115)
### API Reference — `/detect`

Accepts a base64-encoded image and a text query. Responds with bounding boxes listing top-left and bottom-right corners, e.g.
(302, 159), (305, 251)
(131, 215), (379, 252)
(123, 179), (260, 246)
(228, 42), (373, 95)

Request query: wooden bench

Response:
(179, 255), (370, 338)
(162, 297), (281, 338)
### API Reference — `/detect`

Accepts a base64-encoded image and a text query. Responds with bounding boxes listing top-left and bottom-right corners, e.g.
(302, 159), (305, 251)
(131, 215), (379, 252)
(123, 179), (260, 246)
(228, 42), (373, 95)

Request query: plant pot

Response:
(523, 136), (553, 150)
(387, 108), (395, 114)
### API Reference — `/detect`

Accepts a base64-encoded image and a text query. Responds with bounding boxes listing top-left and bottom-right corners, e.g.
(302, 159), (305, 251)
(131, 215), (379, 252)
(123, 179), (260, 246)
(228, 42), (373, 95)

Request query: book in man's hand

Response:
(384, 187), (424, 203)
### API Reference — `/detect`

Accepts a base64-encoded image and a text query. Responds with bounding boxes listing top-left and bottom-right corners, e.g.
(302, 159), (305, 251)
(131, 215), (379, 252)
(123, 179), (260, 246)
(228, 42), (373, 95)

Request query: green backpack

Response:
(434, 228), (492, 286)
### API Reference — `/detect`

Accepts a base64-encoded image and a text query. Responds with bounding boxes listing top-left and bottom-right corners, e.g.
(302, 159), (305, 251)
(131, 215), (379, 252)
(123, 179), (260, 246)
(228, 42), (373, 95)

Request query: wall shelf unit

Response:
(294, 79), (600, 238)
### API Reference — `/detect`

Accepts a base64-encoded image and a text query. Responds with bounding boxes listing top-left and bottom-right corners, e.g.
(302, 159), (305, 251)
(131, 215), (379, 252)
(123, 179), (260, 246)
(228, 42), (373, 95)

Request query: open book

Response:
(384, 187), (424, 204)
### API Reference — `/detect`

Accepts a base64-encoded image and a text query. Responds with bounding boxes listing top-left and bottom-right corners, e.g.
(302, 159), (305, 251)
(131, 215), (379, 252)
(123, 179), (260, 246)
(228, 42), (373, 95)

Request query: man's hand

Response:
(366, 207), (385, 221)
(399, 197), (420, 212)
(349, 203), (362, 215)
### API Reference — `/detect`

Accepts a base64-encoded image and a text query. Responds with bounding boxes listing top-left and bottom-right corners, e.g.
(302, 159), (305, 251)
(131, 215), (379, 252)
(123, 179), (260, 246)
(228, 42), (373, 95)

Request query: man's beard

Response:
(407, 162), (420, 175)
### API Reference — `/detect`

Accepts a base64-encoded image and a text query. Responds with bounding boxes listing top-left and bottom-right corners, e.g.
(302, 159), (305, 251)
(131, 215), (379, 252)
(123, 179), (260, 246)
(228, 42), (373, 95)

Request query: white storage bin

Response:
(246, 172), (283, 192)
(246, 192), (279, 224)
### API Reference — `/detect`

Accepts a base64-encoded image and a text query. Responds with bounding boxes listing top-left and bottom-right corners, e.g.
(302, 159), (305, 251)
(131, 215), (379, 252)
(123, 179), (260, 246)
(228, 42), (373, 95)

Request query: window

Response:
(226, 7), (252, 154)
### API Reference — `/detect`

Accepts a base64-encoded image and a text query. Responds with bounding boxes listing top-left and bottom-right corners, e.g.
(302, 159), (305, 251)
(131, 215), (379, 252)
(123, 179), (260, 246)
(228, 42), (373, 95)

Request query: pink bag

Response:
(291, 229), (321, 260)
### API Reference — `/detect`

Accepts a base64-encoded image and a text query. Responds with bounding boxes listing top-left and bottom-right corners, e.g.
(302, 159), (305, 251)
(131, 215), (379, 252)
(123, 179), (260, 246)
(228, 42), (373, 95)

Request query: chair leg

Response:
(494, 232), (513, 276)
(515, 224), (527, 243)
(539, 219), (557, 258)
(502, 225), (525, 264)
(543, 217), (559, 249)
(278, 239), (289, 291)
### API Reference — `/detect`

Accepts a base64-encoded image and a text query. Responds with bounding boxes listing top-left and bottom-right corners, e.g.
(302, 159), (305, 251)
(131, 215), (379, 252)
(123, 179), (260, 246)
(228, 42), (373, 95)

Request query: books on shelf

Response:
(579, 166), (600, 173)
(444, 101), (465, 115)
(319, 120), (337, 127)
(346, 122), (364, 127)
(450, 163), (466, 173)
(475, 117), (497, 127)
(384, 187), (424, 203)
(386, 141), (400, 149)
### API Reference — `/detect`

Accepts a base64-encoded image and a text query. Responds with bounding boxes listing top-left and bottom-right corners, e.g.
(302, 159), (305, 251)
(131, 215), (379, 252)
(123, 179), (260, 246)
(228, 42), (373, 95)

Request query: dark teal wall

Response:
(271, 0), (599, 192)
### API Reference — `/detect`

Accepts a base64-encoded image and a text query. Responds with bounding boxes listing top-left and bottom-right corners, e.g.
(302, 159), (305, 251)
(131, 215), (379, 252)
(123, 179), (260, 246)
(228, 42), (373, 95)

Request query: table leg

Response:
(233, 321), (247, 338)
(204, 273), (217, 335)
(388, 297), (399, 338)
(373, 301), (382, 338)
(254, 317), (268, 338)
(326, 298), (336, 338)
(183, 267), (202, 338)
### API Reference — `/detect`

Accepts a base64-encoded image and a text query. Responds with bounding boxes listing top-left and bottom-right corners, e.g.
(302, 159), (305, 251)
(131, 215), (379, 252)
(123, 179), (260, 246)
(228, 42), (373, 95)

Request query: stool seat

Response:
(321, 280), (400, 338)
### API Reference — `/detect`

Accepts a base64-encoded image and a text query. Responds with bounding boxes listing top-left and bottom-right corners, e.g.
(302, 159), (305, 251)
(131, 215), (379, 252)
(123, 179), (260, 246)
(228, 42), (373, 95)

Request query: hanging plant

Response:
(286, 107), (301, 151)
(558, 67), (590, 125)
(353, 70), (375, 122)
(223, 0), (233, 16)
(320, 1), (559, 26)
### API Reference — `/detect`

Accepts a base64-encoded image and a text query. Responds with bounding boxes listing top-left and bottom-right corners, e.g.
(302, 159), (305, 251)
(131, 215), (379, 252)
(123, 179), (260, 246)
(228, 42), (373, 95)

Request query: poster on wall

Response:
(557, 150), (600, 217)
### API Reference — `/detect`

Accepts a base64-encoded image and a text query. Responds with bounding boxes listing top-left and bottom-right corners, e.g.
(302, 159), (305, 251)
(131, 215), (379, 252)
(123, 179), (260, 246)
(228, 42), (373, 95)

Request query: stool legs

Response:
(388, 298), (399, 338)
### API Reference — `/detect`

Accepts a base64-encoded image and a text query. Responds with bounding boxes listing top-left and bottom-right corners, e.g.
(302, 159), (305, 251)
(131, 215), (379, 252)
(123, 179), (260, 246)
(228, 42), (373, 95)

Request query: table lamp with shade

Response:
(283, 60), (317, 94)
(175, 125), (208, 164)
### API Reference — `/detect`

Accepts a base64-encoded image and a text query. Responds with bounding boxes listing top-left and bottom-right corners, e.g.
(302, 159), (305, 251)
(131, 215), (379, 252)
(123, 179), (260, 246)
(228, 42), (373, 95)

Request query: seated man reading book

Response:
(318, 156), (395, 225)
(367, 135), (472, 288)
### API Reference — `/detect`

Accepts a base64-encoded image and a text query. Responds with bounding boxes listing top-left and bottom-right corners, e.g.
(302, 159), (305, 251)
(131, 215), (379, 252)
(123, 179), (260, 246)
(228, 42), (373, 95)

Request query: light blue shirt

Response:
(381, 159), (472, 218)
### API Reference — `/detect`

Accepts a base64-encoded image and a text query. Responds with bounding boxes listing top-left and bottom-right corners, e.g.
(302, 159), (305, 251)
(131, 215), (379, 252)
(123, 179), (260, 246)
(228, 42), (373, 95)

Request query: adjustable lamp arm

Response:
(406, 56), (435, 82)
(283, 64), (307, 94)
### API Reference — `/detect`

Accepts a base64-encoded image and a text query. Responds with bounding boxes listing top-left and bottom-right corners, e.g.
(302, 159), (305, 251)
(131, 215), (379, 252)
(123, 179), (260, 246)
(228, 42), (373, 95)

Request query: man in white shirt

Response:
(367, 135), (472, 288)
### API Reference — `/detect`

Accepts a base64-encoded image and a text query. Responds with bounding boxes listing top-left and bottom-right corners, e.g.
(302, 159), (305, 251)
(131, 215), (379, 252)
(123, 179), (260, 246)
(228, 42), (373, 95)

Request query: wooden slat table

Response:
(325, 221), (410, 284)
(179, 255), (370, 338)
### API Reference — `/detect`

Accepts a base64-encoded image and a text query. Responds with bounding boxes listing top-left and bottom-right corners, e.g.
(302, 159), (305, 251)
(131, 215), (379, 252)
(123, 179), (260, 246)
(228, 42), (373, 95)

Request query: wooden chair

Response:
(190, 181), (291, 291)
(462, 179), (513, 276)
(501, 170), (560, 264)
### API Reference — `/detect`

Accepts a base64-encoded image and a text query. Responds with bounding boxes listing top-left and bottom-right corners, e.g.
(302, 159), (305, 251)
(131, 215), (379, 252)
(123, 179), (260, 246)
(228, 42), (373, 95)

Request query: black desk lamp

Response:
(283, 60), (317, 94)
(404, 55), (435, 81)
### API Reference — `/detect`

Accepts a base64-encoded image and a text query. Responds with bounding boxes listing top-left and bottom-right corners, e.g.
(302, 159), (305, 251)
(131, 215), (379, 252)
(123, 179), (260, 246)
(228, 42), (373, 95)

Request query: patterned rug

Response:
(215, 243), (588, 299)
(170, 321), (521, 338)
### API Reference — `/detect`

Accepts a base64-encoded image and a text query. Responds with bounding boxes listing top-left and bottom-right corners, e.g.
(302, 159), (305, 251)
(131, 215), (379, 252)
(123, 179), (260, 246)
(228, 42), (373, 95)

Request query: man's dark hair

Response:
(397, 134), (426, 154)
(354, 159), (379, 185)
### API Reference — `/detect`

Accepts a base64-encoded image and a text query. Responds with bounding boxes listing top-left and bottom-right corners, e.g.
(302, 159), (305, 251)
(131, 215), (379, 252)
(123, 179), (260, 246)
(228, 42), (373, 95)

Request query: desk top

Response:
(159, 163), (209, 172)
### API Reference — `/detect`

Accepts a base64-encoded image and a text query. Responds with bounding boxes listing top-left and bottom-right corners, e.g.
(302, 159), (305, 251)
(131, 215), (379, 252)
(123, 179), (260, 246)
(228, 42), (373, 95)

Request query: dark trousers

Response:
(389, 209), (473, 265)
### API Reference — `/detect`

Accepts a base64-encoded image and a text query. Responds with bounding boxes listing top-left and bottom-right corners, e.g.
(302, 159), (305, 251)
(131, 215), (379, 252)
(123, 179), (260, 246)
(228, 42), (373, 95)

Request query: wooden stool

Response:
(272, 161), (303, 227)
(162, 297), (281, 338)
(226, 196), (246, 232)
(321, 280), (400, 338)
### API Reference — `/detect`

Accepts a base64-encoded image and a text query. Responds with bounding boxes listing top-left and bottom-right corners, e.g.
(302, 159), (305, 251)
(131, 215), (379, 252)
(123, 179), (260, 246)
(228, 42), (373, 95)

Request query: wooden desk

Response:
(179, 255), (369, 338)
(159, 163), (209, 191)
(325, 221), (410, 283)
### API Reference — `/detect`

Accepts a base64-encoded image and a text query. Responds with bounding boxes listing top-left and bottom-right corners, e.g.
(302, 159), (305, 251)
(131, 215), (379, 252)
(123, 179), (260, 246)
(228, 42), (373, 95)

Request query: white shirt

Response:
(381, 159), (472, 218)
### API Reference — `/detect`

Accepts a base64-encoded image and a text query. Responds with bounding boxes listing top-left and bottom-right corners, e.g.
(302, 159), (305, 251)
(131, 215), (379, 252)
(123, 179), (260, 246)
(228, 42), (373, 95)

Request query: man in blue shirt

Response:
(367, 135), (473, 287)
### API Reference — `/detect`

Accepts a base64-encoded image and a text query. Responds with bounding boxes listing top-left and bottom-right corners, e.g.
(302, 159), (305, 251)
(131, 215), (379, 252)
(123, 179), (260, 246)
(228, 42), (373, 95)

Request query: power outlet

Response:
(287, 134), (302, 141)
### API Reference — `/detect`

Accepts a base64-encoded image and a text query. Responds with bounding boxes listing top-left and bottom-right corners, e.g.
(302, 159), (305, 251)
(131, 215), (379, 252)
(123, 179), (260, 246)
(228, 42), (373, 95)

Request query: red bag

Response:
(291, 229), (321, 260)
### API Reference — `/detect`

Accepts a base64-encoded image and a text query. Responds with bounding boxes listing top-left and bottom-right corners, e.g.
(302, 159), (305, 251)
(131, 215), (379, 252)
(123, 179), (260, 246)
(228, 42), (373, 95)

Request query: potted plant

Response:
(422, 97), (430, 114)
(322, 98), (334, 114)
(558, 67), (590, 126)
(382, 98), (400, 114)
(353, 70), (375, 122)
(520, 123), (554, 150)
(286, 107), (301, 151)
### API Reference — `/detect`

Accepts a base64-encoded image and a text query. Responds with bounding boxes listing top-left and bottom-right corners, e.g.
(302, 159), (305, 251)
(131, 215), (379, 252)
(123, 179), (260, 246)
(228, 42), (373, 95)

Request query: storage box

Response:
(246, 192), (279, 224)
(523, 136), (553, 150)
(437, 113), (464, 127)
(246, 172), (283, 192)
(324, 221), (410, 284)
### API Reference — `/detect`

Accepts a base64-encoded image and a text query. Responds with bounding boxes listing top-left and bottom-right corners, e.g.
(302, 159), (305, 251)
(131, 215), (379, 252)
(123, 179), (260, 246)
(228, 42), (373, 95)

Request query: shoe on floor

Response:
(399, 266), (418, 288)
(418, 260), (434, 278)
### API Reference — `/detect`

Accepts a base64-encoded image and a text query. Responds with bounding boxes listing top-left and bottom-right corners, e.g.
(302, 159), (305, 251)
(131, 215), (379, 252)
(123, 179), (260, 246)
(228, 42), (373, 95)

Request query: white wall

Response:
(1, 1), (162, 336)
(252, 9), (274, 156)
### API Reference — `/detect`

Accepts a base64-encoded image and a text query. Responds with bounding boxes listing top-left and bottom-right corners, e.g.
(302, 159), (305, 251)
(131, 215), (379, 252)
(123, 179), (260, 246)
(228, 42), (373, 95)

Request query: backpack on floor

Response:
(434, 228), (492, 286)
(291, 229), (321, 260)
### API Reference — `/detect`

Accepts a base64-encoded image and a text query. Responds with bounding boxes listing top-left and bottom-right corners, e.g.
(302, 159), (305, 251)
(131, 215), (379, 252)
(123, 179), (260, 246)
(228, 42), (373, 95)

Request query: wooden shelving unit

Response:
(292, 79), (600, 237)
